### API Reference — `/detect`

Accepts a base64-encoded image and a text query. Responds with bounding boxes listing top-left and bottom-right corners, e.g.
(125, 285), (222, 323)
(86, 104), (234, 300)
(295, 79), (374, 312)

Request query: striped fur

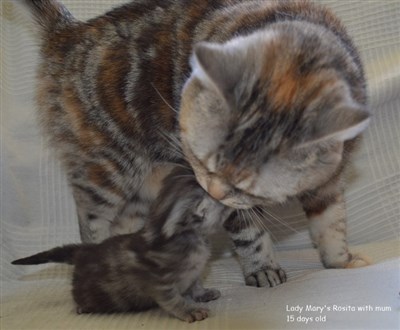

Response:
(22, 0), (370, 287)
(12, 167), (228, 322)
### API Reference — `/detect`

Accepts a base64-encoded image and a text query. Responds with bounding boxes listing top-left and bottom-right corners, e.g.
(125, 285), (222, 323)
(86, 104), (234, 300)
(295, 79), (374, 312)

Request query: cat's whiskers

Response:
(238, 210), (253, 240)
(240, 208), (261, 238)
(168, 134), (184, 153)
(258, 206), (302, 235)
(158, 130), (185, 158)
(246, 207), (278, 244)
(245, 208), (263, 230)
(254, 208), (284, 242)
(172, 163), (193, 171)
(253, 207), (287, 237)
(162, 131), (182, 152)
(150, 82), (179, 114)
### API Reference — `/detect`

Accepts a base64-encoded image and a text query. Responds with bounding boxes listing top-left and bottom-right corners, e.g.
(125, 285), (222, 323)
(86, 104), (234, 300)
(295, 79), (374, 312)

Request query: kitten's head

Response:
(180, 24), (369, 209)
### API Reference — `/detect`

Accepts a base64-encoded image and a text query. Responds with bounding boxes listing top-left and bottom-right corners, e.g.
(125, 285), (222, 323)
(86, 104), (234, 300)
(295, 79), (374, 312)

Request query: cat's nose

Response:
(207, 177), (230, 201)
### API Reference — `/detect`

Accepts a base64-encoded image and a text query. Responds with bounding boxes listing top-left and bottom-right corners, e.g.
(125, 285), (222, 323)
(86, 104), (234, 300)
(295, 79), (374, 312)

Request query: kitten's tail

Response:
(21, 0), (75, 33)
(11, 244), (81, 265)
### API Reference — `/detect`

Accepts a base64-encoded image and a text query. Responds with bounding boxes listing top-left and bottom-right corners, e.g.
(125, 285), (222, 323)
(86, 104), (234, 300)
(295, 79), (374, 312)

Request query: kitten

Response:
(12, 167), (229, 322)
(21, 0), (370, 288)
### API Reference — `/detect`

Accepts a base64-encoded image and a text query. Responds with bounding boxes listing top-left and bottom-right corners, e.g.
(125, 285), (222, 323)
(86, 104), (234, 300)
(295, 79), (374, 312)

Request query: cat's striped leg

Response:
(300, 184), (371, 269)
(224, 212), (287, 287)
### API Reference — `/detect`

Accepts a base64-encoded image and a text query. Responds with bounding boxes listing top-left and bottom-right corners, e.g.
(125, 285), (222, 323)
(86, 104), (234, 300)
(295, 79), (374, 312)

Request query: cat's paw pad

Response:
(194, 288), (221, 302)
(345, 253), (372, 268)
(245, 267), (287, 287)
(181, 307), (209, 323)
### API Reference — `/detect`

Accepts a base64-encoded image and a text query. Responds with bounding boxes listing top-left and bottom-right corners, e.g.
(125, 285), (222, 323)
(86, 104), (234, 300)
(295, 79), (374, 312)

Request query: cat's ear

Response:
(302, 104), (370, 146)
(191, 42), (244, 96)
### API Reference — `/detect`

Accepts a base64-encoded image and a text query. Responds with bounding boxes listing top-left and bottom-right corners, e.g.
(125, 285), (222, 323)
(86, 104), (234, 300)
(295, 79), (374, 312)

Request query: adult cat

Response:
(22, 0), (370, 287)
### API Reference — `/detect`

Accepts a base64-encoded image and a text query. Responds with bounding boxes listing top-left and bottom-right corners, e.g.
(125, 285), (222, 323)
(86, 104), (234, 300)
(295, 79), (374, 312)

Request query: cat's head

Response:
(179, 25), (369, 209)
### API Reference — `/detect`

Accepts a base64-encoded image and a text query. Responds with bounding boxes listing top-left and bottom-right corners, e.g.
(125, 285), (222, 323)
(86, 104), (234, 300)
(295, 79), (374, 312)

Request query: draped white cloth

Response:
(1, 1), (399, 329)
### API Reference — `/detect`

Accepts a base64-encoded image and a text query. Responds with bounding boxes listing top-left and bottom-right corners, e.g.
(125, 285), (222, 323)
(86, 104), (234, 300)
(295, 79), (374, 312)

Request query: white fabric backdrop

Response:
(1, 1), (399, 329)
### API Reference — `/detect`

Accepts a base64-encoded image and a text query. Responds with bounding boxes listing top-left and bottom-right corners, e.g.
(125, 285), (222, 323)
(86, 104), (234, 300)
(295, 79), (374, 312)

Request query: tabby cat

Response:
(13, 167), (227, 322)
(21, 0), (370, 287)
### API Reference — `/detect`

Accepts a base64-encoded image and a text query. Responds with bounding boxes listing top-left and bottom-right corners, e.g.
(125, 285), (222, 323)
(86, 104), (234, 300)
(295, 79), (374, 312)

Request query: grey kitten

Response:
(12, 167), (229, 323)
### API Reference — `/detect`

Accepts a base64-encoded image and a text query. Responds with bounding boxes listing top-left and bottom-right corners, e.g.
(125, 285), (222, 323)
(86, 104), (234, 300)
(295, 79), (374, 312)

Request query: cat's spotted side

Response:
(22, 0), (370, 287)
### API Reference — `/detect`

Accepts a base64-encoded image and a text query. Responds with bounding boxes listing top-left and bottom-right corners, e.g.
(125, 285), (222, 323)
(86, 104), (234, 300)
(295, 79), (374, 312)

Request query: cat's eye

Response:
(316, 143), (342, 165)
(318, 151), (341, 165)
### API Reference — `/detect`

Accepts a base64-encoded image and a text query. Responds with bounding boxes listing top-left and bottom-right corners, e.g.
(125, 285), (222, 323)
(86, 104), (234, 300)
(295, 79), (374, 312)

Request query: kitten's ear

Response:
(192, 42), (244, 96)
(303, 104), (370, 145)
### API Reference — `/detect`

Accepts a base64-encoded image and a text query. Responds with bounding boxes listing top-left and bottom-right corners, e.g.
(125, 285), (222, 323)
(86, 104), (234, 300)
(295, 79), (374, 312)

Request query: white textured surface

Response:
(1, 1), (399, 329)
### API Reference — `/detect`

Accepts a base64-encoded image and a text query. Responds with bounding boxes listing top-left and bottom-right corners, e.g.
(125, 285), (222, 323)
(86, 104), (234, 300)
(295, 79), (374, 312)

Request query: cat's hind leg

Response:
(224, 212), (287, 287)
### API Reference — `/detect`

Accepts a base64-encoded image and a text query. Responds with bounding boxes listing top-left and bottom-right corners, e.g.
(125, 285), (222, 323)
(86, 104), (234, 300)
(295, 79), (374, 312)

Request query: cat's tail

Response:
(11, 244), (81, 265)
(21, 0), (75, 33)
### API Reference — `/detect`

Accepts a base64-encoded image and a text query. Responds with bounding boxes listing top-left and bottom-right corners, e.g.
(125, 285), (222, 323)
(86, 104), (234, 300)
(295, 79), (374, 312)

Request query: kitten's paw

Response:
(345, 253), (372, 268)
(245, 267), (287, 287)
(180, 307), (209, 323)
(193, 288), (221, 302)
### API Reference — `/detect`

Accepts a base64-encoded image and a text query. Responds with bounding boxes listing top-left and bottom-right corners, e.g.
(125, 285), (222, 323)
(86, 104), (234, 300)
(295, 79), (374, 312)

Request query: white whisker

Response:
(259, 206), (302, 235)
(254, 207), (286, 235)
(250, 207), (279, 243)
(151, 83), (179, 114)
(172, 163), (191, 169)
(238, 210), (252, 240)
(158, 130), (185, 158)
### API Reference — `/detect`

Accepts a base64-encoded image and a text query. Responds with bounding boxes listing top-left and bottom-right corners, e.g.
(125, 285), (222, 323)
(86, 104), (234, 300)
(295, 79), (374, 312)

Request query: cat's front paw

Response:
(193, 288), (221, 302)
(345, 253), (372, 268)
(245, 267), (287, 287)
(179, 307), (209, 323)
(322, 252), (372, 269)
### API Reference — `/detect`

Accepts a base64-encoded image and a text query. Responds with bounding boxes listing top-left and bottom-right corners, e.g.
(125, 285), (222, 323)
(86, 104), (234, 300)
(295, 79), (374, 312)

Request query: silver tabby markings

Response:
(22, 0), (371, 288)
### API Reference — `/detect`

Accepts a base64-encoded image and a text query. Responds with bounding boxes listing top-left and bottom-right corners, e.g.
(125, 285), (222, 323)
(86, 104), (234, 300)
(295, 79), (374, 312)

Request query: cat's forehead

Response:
(233, 49), (342, 145)
(257, 43), (337, 109)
